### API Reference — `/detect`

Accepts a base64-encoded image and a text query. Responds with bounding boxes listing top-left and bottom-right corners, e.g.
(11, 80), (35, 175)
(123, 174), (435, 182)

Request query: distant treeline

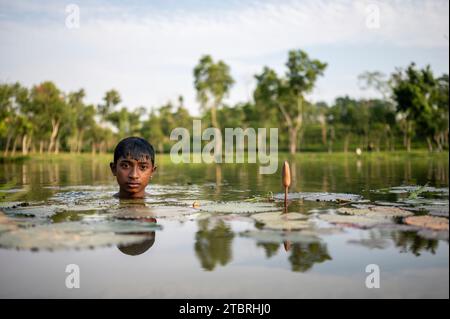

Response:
(0, 50), (448, 155)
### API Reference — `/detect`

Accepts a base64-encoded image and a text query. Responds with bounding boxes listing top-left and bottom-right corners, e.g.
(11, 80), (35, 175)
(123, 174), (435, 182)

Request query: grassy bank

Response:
(1, 149), (447, 165)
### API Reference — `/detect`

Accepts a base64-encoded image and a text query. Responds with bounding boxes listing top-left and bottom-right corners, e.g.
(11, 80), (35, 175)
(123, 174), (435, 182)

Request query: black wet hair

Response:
(113, 136), (155, 165)
(117, 232), (155, 256)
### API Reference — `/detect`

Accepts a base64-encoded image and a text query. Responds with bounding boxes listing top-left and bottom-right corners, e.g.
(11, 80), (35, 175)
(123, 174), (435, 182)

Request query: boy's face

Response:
(110, 156), (157, 198)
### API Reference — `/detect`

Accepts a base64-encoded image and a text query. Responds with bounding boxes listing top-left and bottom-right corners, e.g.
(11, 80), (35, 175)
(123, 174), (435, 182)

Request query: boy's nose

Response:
(129, 166), (139, 179)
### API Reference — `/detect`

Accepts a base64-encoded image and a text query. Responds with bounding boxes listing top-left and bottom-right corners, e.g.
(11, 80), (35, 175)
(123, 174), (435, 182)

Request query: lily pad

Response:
(112, 205), (198, 220)
(400, 198), (449, 206)
(250, 212), (312, 230)
(274, 192), (362, 203)
(404, 216), (449, 231)
(319, 214), (390, 228)
(337, 205), (413, 219)
(389, 185), (449, 195)
(419, 205), (449, 217)
(0, 220), (161, 251)
(2, 205), (68, 218)
(198, 202), (280, 214)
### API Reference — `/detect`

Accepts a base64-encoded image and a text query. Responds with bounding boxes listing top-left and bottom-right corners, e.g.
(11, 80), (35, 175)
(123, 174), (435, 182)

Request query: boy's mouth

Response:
(126, 182), (141, 188)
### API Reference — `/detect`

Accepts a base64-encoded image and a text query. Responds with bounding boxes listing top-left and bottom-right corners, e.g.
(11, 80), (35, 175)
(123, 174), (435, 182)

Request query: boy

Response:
(110, 137), (157, 199)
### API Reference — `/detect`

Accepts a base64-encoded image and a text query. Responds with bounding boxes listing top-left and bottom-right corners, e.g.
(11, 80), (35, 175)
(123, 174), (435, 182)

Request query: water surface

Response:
(0, 152), (448, 298)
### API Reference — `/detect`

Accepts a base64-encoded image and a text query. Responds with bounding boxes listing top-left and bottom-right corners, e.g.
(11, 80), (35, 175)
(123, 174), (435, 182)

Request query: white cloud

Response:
(0, 0), (448, 114)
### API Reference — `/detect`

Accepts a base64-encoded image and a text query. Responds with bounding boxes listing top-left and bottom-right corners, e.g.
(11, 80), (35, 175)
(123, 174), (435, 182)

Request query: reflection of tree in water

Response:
(257, 242), (280, 258)
(392, 231), (440, 256)
(257, 240), (332, 272)
(288, 242), (332, 272)
(194, 219), (235, 271)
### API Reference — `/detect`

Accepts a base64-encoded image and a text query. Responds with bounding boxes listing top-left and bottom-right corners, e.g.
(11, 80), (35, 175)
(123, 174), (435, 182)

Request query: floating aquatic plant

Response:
(404, 215), (449, 231)
(198, 201), (280, 214)
(274, 192), (363, 203)
(337, 205), (413, 219)
(407, 183), (430, 200)
(0, 220), (161, 251)
(319, 214), (390, 228)
(250, 212), (312, 230)
(243, 191), (274, 203)
(2, 204), (68, 218)
(112, 205), (198, 220)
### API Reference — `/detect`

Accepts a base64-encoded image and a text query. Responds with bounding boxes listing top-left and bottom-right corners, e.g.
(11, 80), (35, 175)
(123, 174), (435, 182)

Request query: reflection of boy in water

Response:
(110, 137), (157, 199)
(116, 200), (158, 256)
(117, 225), (156, 256)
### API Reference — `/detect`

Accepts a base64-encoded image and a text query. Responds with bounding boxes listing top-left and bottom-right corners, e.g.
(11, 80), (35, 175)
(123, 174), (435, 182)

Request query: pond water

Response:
(0, 152), (448, 298)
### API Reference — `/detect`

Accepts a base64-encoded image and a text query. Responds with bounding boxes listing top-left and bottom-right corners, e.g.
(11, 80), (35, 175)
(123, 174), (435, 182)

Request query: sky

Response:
(0, 0), (448, 116)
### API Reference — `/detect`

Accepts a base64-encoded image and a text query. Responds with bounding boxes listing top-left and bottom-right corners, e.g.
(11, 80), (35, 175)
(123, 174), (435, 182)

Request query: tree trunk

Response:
(426, 137), (433, 152)
(11, 137), (18, 156)
(22, 134), (28, 155)
(320, 123), (327, 146)
(27, 135), (33, 153)
(328, 127), (334, 153)
(55, 138), (60, 154)
(77, 130), (84, 153)
(3, 133), (12, 156)
(344, 134), (350, 153)
(31, 141), (36, 154)
(433, 134), (442, 152)
(69, 135), (76, 153)
(288, 127), (298, 154)
(406, 121), (412, 152)
(444, 130), (449, 149)
(210, 106), (218, 130)
(39, 140), (44, 154)
(48, 119), (60, 153)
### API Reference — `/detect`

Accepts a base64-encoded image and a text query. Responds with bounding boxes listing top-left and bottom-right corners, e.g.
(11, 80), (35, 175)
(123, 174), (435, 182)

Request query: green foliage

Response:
(254, 50), (327, 153)
(391, 63), (448, 151)
(193, 55), (234, 128)
(0, 52), (448, 155)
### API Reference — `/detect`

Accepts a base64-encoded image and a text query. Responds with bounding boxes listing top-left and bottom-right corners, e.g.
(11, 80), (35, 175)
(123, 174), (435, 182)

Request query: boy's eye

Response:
(139, 165), (149, 171)
(120, 163), (129, 168)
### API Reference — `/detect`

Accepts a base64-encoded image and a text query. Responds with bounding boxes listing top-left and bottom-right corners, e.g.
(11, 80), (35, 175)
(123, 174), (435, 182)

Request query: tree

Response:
(367, 99), (397, 151)
(29, 82), (68, 153)
(141, 108), (165, 153)
(433, 74), (449, 150)
(328, 96), (359, 152)
(66, 89), (97, 153)
(358, 71), (391, 100)
(98, 89), (121, 117)
(254, 50), (327, 154)
(193, 55), (234, 129)
(107, 107), (145, 139)
(0, 83), (20, 155)
(391, 63), (447, 151)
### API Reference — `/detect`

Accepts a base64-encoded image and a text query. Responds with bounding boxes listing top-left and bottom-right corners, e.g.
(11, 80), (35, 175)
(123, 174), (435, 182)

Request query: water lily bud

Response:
(192, 201), (200, 208)
(282, 161), (291, 188)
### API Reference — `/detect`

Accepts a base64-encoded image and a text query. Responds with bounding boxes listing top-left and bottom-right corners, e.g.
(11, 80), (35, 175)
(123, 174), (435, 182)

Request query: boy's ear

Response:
(152, 165), (157, 173)
(110, 162), (117, 176)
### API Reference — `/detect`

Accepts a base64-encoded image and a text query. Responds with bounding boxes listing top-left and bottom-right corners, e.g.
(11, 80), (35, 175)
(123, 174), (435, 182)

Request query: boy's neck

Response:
(118, 189), (145, 199)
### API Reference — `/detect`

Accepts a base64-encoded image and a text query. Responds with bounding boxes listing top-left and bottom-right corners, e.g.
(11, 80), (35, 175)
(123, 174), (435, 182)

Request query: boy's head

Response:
(110, 137), (157, 198)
